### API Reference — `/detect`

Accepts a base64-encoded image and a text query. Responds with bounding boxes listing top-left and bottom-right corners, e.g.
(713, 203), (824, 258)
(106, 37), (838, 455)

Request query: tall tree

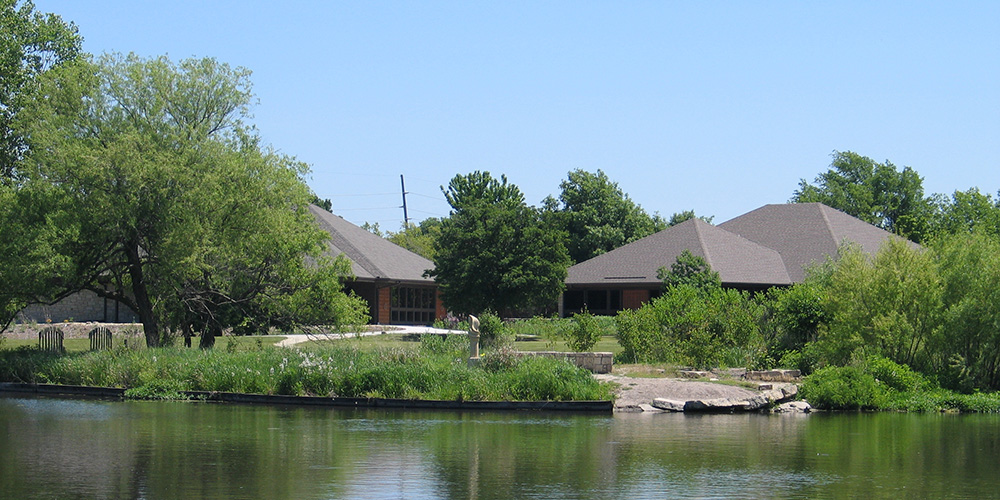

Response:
(428, 172), (570, 316)
(929, 188), (1000, 237)
(793, 151), (932, 242)
(542, 169), (665, 263)
(0, 0), (81, 180)
(3, 53), (368, 345)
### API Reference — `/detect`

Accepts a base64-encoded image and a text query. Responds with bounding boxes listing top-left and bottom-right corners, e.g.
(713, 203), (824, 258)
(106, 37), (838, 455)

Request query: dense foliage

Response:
(0, 0), (81, 180)
(541, 169), (665, 263)
(616, 283), (768, 369)
(0, 52), (369, 345)
(428, 171), (570, 316)
(618, 229), (1000, 399)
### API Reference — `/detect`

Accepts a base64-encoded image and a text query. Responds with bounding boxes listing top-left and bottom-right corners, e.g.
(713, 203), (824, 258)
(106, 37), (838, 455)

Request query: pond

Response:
(2, 395), (997, 499)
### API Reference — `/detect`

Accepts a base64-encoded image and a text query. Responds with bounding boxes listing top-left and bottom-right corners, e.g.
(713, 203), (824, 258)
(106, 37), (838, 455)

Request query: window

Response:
(564, 289), (623, 316)
(390, 287), (437, 325)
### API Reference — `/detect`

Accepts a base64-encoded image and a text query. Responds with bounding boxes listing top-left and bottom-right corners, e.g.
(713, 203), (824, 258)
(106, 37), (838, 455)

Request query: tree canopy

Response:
(793, 151), (932, 242)
(0, 0), (81, 180)
(657, 250), (721, 291)
(427, 171), (570, 316)
(1, 52), (368, 345)
(929, 188), (1000, 237)
(542, 169), (665, 263)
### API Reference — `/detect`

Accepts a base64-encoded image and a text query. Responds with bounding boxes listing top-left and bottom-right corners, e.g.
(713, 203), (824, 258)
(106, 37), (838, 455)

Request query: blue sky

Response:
(35, 1), (1000, 228)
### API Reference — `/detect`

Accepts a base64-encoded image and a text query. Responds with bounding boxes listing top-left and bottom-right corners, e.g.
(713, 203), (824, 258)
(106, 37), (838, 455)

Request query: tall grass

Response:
(0, 340), (612, 402)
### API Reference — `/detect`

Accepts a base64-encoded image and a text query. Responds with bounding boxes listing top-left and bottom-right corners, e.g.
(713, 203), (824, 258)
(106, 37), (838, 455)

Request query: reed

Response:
(0, 341), (613, 402)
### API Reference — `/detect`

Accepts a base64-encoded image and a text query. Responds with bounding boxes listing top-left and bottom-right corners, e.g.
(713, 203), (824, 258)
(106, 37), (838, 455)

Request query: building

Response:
(562, 203), (913, 316)
(309, 205), (445, 325)
(17, 206), (446, 326)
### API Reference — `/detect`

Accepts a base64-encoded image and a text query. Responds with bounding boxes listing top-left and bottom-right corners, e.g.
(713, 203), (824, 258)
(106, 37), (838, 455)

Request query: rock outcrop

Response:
(651, 385), (799, 412)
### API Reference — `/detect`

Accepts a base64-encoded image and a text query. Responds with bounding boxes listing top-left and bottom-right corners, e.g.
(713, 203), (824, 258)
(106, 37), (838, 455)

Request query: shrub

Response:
(614, 285), (768, 368)
(566, 309), (601, 352)
(478, 311), (512, 349)
(800, 365), (888, 410)
(861, 356), (929, 392)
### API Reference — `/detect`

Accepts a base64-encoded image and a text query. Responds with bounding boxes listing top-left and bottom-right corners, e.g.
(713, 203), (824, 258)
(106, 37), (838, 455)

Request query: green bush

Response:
(800, 366), (888, 410)
(478, 311), (513, 349)
(861, 356), (929, 392)
(613, 285), (768, 368)
(566, 309), (601, 352)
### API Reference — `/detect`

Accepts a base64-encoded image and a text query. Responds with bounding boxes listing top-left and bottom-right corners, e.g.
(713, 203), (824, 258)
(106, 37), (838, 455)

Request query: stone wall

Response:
(18, 291), (139, 324)
(517, 351), (614, 374)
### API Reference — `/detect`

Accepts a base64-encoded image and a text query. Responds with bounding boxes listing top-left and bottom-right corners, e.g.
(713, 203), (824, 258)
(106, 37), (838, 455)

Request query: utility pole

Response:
(400, 174), (410, 227)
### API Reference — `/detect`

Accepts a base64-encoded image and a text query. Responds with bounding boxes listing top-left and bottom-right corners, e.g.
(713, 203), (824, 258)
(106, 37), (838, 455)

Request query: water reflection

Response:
(2, 395), (999, 499)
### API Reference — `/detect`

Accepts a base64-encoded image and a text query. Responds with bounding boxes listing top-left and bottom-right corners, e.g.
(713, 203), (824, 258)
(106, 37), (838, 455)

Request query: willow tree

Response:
(0, 0), (82, 181)
(4, 53), (367, 346)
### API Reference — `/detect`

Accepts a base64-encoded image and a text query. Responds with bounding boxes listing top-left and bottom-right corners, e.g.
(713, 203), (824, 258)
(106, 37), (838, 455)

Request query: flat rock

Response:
(774, 400), (812, 413)
(651, 398), (686, 412)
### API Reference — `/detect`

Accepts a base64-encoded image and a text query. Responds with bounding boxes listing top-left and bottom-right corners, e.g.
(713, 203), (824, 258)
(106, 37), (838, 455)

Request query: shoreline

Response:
(0, 382), (613, 413)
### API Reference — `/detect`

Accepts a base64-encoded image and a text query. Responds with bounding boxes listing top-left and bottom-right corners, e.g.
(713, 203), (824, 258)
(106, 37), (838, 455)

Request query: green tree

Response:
(363, 218), (441, 260)
(542, 169), (665, 263)
(931, 231), (1000, 390)
(387, 218), (441, 260)
(812, 240), (941, 369)
(793, 151), (932, 242)
(929, 188), (1000, 237)
(666, 210), (714, 227)
(3, 53), (368, 346)
(0, 0), (81, 180)
(428, 172), (570, 316)
(657, 250), (721, 291)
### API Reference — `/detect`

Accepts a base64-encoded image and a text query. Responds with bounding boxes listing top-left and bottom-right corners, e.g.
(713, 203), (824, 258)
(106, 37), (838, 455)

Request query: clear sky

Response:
(34, 1), (1000, 228)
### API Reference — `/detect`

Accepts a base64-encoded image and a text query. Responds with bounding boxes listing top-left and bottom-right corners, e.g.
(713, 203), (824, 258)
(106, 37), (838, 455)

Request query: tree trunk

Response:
(199, 323), (219, 349)
(125, 243), (159, 347)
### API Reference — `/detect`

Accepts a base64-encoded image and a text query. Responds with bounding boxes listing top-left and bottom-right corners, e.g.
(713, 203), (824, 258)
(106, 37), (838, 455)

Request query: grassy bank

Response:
(0, 335), (612, 402)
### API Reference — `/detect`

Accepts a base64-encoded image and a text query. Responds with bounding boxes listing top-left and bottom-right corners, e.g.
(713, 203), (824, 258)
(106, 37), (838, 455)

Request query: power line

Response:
(326, 192), (398, 197)
(330, 206), (401, 211)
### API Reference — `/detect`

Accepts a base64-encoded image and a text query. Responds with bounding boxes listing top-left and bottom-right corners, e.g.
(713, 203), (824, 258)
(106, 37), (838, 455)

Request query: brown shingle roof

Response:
(309, 205), (434, 284)
(566, 218), (792, 287)
(718, 203), (913, 282)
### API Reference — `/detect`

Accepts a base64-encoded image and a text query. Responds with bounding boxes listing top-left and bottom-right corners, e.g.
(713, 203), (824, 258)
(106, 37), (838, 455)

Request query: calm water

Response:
(2, 395), (998, 499)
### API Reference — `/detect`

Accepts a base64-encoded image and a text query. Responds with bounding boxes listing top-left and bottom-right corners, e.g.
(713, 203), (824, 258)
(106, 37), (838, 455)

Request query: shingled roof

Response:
(567, 203), (913, 290)
(309, 205), (434, 283)
(566, 218), (792, 287)
(718, 203), (911, 282)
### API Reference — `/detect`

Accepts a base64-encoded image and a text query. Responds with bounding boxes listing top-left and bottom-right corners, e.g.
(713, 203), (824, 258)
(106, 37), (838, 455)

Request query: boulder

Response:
(651, 398), (686, 412)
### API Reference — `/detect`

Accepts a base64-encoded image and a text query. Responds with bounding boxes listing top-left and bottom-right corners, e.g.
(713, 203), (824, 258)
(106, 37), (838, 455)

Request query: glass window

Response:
(389, 286), (437, 325)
